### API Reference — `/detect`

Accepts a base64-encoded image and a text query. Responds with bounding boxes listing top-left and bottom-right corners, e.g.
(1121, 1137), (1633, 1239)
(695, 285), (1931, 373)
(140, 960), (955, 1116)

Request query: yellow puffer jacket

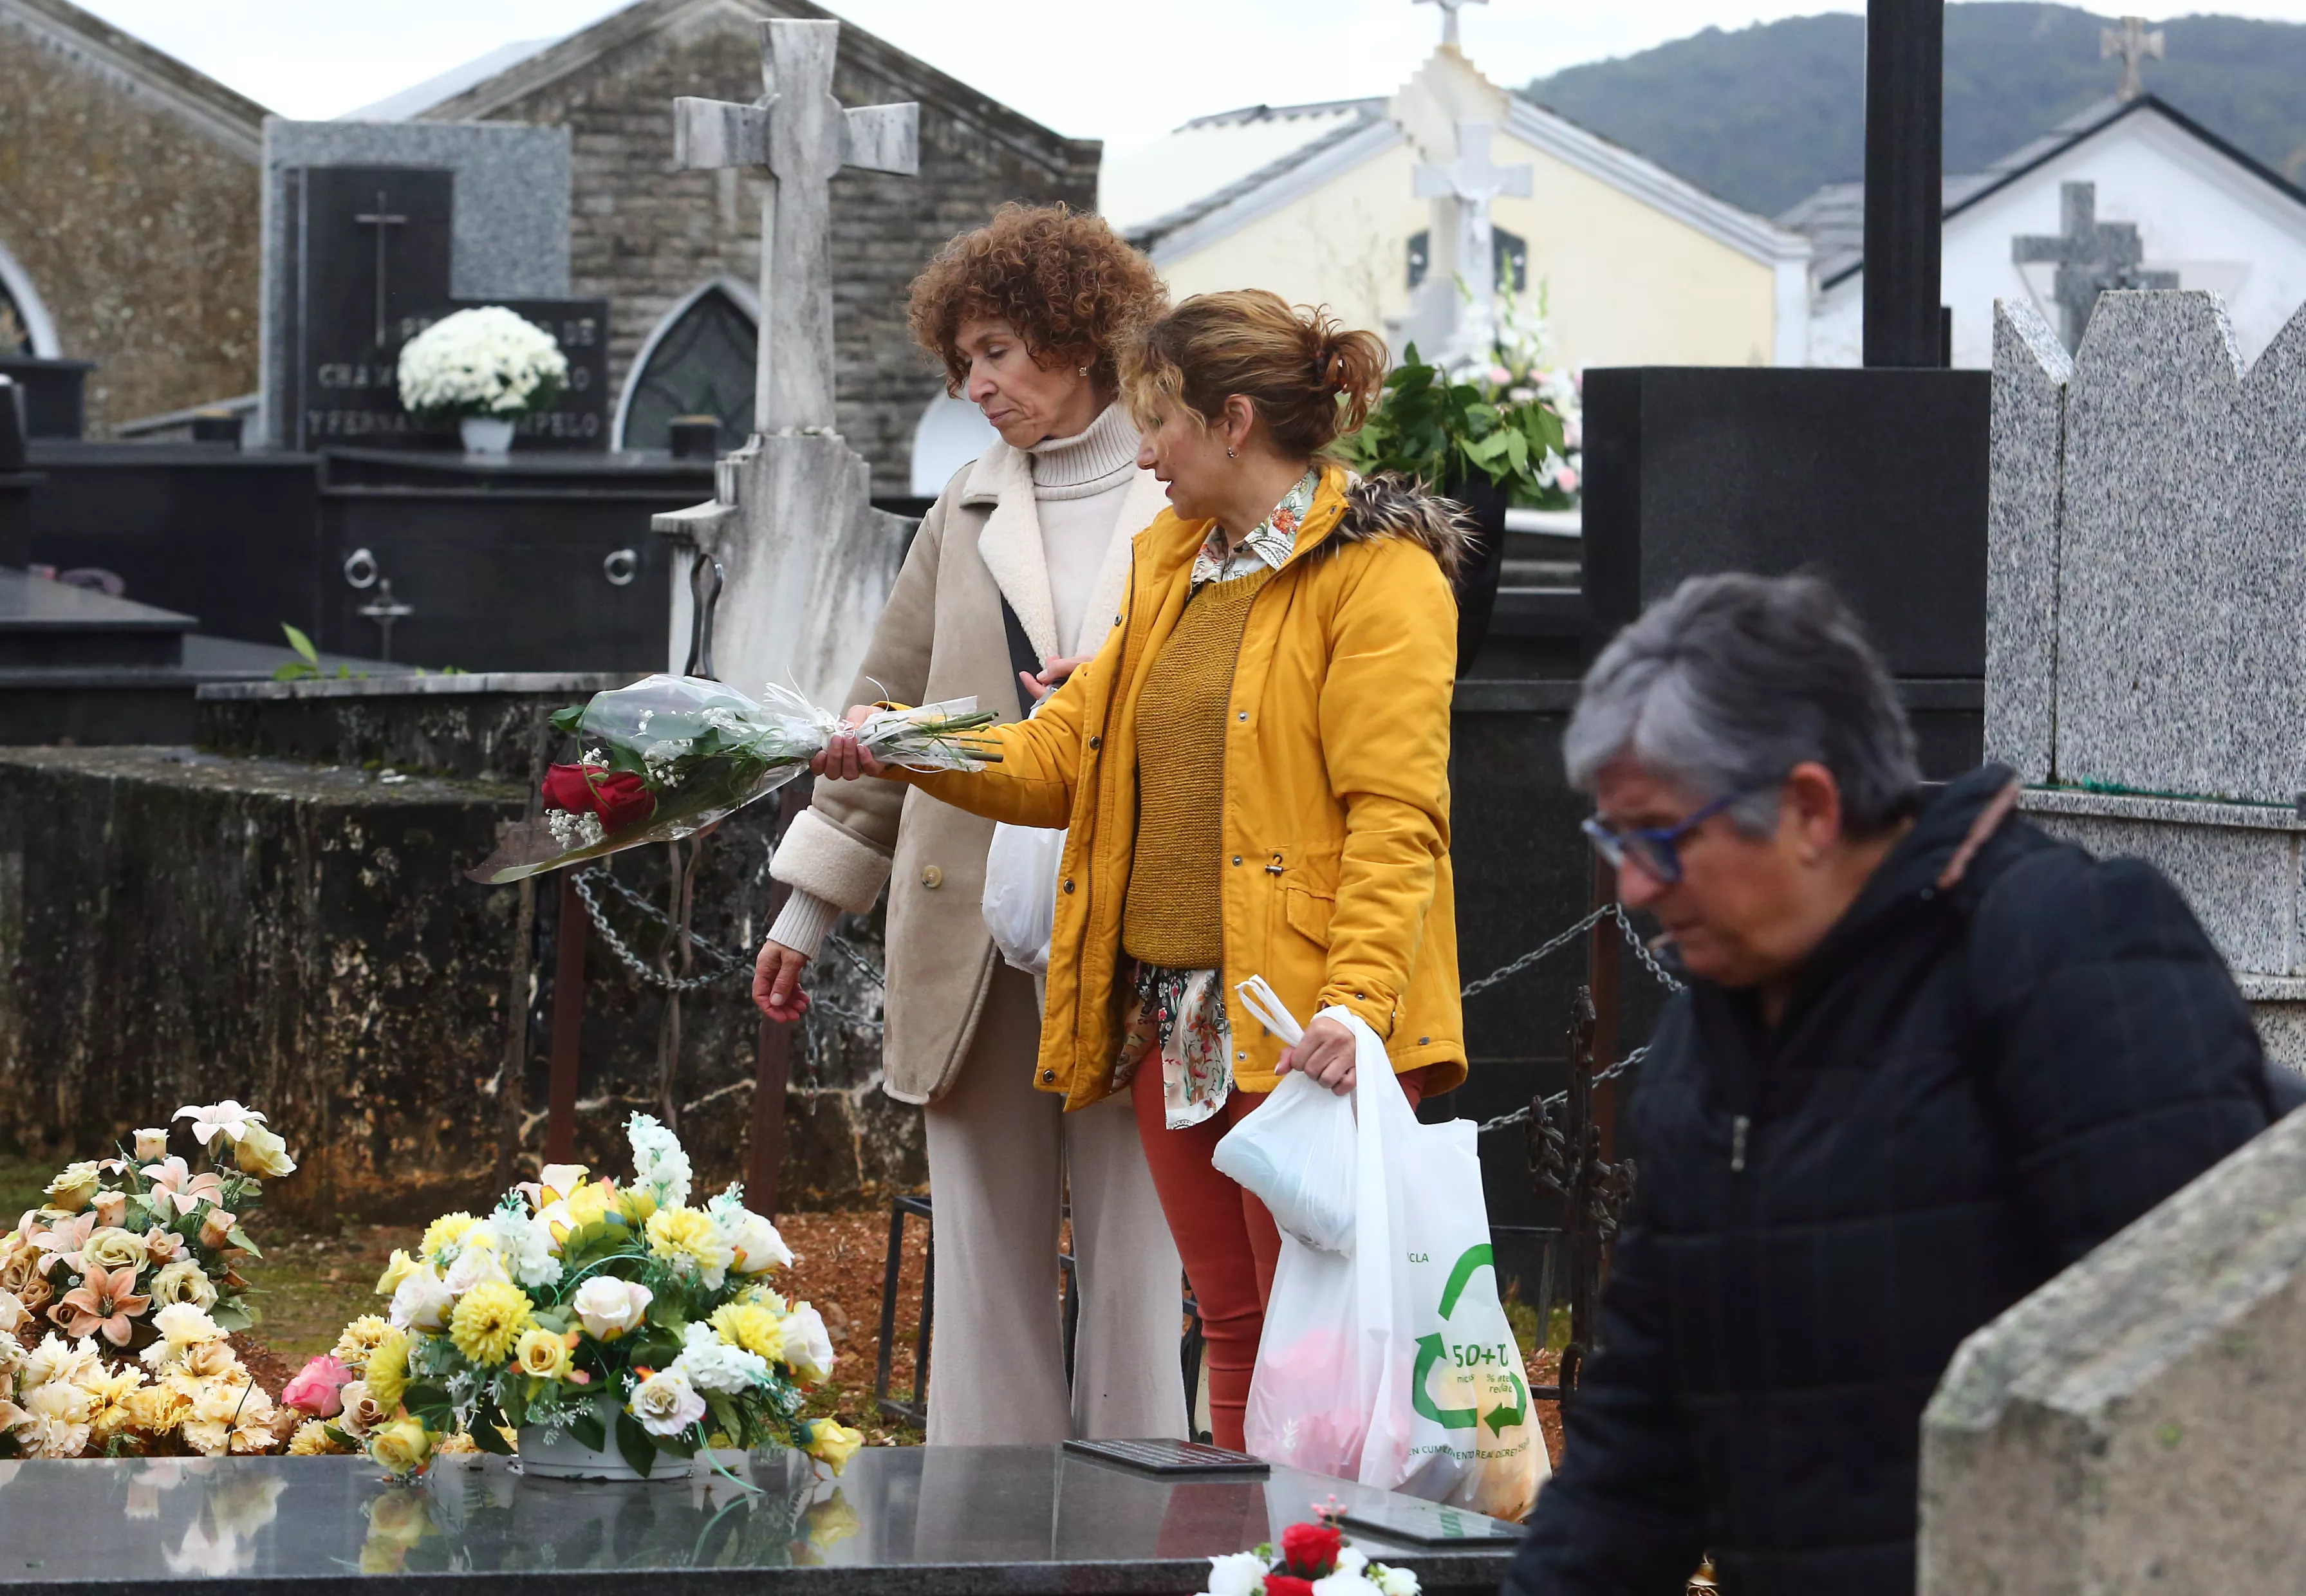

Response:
(897, 464), (1468, 1109)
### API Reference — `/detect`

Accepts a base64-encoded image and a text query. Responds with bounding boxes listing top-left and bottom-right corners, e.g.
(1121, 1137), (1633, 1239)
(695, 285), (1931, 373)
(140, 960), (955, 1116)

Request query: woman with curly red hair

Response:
(750, 204), (1184, 1445)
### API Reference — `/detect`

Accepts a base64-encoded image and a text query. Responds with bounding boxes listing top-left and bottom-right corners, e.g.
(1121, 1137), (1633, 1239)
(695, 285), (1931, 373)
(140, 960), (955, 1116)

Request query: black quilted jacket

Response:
(1506, 765), (2276, 1596)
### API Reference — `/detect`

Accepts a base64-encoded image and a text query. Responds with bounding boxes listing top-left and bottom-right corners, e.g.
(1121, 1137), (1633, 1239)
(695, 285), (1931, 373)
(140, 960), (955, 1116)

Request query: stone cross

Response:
(2013, 180), (2179, 351)
(1411, 120), (1532, 365)
(1415, 0), (1487, 50)
(352, 189), (407, 348)
(672, 20), (919, 435)
(2101, 15), (2166, 101)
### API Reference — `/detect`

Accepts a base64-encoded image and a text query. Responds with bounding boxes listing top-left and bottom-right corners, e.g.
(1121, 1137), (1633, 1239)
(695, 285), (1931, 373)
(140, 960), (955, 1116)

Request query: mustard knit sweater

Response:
(1122, 567), (1276, 969)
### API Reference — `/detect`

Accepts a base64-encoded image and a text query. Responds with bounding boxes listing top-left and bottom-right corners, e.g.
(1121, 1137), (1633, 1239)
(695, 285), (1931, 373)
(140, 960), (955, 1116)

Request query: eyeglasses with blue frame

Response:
(1581, 786), (1765, 886)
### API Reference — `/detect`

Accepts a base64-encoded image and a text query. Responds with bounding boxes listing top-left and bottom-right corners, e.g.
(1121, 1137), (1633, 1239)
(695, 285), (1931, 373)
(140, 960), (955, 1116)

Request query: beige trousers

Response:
(922, 961), (1189, 1444)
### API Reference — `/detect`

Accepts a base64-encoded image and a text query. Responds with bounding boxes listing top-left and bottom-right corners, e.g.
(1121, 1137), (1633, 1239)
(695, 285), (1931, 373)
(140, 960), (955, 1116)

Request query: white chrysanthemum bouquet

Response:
(0, 1102), (300, 1459)
(396, 306), (570, 421)
(295, 1113), (859, 1480)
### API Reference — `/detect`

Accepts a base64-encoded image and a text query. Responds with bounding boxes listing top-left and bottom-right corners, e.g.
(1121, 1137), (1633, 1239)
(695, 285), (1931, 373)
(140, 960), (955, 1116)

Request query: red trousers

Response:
(1131, 1064), (1427, 1451)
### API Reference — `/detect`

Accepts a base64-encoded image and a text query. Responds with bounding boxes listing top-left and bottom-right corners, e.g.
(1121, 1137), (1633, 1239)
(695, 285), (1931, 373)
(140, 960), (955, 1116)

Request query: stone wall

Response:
(0, 745), (915, 1222)
(422, 0), (1101, 496)
(0, 0), (265, 432)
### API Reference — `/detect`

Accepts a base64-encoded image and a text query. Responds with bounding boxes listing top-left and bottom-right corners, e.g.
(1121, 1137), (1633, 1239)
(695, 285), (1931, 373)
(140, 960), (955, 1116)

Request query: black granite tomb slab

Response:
(0, 1448), (1518, 1596)
(1581, 366), (1989, 680)
(0, 566), (192, 668)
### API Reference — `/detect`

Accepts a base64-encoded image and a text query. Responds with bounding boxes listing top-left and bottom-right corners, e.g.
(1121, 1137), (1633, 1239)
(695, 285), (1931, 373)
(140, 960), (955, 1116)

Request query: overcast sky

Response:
(73, 2), (2306, 155)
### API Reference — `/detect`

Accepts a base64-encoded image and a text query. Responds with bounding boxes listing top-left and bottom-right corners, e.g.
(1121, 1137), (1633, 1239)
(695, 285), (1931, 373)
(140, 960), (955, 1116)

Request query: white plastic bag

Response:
(1238, 981), (1547, 1522)
(980, 822), (1064, 975)
(1212, 977), (1359, 1252)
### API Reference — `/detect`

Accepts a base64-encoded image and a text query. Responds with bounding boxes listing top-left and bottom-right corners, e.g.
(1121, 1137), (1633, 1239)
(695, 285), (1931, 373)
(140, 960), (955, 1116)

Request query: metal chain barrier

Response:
(573, 869), (752, 994)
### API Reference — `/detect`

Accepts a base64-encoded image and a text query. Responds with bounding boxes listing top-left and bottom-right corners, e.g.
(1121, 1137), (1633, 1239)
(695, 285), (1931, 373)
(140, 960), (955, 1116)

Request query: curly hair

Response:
(1121, 290), (1389, 459)
(906, 203), (1167, 394)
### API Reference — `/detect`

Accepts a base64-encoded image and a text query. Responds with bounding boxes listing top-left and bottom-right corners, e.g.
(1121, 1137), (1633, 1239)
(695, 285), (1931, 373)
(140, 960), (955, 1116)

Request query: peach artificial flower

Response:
(143, 1227), (187, 1265)
(140, 1158), (226, 1219)
(91, 1192), (128, 1229)
(198, 1209), (237, 1250)
(133, 1128), (171, 1164)
(51, 1261), (151, 1346)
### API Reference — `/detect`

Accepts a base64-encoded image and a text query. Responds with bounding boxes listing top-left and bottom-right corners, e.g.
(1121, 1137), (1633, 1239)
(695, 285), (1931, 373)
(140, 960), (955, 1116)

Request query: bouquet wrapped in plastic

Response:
(469, 674), (999, 884)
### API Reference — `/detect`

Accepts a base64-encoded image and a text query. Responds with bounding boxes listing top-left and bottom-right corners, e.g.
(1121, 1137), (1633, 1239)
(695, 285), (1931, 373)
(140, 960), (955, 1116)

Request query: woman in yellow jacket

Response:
(814, 290), (1467, 1449)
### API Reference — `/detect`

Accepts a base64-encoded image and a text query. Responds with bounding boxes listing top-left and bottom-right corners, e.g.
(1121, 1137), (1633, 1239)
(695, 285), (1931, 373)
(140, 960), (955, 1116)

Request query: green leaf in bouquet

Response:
(402, 1382), (455, 1425)
(550, 705), (588, 736)
(210, 1302), (254, 1333)
(470, 1402), (515, 1456)
(225, 1227), (262, 1258)
(567, 1411), (606, 1453)
(707, 1395), (742, 1446)
(653, 1426), (698, 1460)
(532, 1307), (571, 1335)
(614, 1410), (656, 1478)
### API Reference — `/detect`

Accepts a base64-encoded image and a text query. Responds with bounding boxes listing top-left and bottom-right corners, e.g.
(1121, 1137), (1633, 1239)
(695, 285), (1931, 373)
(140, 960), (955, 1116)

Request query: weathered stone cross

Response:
(1412, 120), (1532, 364)
(673, 20), (918, 436)
(2013, 180), (2179, 351)
(2101, 15), (2165, 102)
(1415, 0), (1488, 50)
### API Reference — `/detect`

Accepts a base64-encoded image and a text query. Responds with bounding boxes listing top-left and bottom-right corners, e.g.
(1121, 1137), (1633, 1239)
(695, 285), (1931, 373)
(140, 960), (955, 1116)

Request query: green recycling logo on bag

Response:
(1411, 1243), (1531, 1439)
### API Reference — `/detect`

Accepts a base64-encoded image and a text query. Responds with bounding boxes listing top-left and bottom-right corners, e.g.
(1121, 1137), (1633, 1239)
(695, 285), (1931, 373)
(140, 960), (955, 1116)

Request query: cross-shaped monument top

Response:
(2013, 180), (2179, 350)
(1410, 120), (1532, 366)
(1415, 0), (1487, 51)
(2101, 15), (2166, 101)
(673, 19), (918, 435)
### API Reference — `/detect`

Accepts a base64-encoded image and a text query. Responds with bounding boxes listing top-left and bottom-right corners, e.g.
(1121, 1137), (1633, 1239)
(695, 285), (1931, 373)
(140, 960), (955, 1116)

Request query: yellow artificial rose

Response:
(288, 1418), (344, 1455)
(331, 1314), (393, 1370)
(512, 1327), (572, 1381)
(369, 1416), (434, 1478)
(133, 1128), (169, 1163)
(418, 1213), (478, 1265)
(447, 1281), (532, 1366)
(804, 1418), (864, 1476)
(233, 1123), (297, 1179)
(149, 1259), (218, 1311)
(79, 1226), (149, 1274)
(644, 1206), (733, 1280)
(364, 1330), (409, 1412)
(43, 1162), (101, 1213)
(374, 1249), (418, 1298)
(799, 1493), (862, 1551)
(709, 1303), (786, 1363)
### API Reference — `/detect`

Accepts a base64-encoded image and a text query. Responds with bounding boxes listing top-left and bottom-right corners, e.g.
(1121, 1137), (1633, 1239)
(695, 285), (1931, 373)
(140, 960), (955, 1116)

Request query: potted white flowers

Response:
(395, 306), (570, 456)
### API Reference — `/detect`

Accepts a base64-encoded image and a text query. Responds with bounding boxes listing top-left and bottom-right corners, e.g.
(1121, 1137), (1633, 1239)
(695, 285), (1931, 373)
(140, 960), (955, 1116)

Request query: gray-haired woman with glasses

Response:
(1509, 571), (2276, 1596)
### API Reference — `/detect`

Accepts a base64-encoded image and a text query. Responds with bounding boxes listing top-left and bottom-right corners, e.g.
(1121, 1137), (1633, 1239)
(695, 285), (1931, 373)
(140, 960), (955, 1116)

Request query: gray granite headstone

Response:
(1983, 299), (2070, 782)
(2046, 291), (2306, 806)
(1919, 1108), (2306, 1593)
(258, 119), (573, 449)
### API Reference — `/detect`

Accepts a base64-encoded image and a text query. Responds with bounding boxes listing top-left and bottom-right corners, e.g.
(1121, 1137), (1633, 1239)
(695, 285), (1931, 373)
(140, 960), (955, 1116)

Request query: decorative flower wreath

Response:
(1200, 1503), (1422, 1596)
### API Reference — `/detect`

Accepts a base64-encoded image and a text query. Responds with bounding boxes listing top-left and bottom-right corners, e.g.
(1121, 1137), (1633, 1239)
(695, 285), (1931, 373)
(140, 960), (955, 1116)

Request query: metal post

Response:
(747, 788), (799, 1212)
(546, 872), (586, 1164)
(1862, 0), (1946, 367)
(1586, 854), (1622, 1163)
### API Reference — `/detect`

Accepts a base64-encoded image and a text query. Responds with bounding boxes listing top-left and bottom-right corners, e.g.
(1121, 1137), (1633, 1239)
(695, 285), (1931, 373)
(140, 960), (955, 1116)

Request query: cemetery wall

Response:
(0, 0), (264, 432)
(0, 747), (917, 1221)
(421, 2), (1101, 497)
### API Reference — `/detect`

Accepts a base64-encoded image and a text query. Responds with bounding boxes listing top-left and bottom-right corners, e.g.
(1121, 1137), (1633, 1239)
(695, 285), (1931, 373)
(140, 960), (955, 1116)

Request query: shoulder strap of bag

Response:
(998, 595), (1042, 721)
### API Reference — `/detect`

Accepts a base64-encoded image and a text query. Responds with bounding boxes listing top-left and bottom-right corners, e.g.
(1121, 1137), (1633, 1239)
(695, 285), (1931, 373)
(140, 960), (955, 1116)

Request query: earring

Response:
(1227, 447), (1237, 459)
(1078, 366), (1090, 376)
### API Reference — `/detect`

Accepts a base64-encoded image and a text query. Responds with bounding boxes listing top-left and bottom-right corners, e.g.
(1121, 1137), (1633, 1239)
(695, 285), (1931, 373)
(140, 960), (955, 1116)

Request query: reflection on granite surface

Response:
(0, 1447), (1518, 1588)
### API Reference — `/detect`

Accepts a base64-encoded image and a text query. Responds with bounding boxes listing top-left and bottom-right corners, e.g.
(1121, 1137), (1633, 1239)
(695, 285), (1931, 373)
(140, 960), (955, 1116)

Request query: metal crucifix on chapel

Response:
(1416, 0), (1488, 50)
(672, 20), (919, 437)
(2103, 15), (2165, 101)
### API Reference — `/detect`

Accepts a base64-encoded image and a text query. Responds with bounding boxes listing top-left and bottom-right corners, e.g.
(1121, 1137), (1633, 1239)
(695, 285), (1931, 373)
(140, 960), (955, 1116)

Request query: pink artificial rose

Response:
(1556, 467), (1579, 494)
(281, 1353), (355, 1418)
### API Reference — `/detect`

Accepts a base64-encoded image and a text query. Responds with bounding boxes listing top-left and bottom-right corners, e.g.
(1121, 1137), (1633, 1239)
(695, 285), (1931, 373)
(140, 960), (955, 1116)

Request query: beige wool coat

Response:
(769, 437), (1169, 1104)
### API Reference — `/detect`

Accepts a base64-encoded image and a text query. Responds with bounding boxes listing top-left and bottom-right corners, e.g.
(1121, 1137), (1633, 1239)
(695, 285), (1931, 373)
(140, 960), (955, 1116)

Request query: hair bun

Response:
(1322, 348), (1351, 394)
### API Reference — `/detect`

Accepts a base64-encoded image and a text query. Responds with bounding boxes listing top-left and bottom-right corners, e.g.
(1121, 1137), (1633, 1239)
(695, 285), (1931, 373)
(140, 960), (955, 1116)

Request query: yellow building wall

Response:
(1153, 135), (1781, 369)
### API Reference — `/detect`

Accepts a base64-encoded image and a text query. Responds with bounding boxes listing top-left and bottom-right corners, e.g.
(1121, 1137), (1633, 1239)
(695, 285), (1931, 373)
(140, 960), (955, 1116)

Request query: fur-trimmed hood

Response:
(1326, 470), (1475, 583)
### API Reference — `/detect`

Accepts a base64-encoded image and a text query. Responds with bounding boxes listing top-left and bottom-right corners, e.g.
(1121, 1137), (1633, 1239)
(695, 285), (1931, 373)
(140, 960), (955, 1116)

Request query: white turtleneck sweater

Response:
(1028, 401), (1140, 656)
(767, 402), (1143, 961)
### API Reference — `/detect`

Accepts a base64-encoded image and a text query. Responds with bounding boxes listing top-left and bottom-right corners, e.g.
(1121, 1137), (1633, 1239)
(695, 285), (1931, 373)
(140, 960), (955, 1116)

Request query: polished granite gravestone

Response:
(0, 1447), (1520, 1596)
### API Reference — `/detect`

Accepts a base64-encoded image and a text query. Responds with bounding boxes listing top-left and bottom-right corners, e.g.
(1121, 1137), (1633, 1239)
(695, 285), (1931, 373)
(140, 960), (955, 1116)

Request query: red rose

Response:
(1280, 1521), (1344, 1578)
(1265, 1577), (1316, 1596)
(541, 763), (656, 834)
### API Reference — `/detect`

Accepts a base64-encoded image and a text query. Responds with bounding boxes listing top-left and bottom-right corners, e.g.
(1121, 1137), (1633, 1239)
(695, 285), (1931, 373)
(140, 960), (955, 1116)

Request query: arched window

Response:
(0, 237), (58, 357)
(910, 393), (999, 496)
(613, 278), (758, 451)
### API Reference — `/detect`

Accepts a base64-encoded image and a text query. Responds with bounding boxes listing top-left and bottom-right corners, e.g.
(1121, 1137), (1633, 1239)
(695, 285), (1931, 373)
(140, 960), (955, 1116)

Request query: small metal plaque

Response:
(1337, 1500), (1522, 1546)
(1061, 1438), (1271, 1476)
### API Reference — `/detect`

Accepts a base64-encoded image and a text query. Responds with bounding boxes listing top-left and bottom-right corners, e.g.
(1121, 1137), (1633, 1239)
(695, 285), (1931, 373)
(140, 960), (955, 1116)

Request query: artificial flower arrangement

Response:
(396, 306), (570, 423)
(1201, 1504), (1423, 1596)
(0, 1102), (299, 1459)
(469, 673), (1001, 884)
(287, 1113), (862, 1481)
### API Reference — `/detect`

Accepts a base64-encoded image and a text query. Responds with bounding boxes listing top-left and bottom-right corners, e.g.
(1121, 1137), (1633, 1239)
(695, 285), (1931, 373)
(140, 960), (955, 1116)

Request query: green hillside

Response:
(1524, 4), (2306, 218)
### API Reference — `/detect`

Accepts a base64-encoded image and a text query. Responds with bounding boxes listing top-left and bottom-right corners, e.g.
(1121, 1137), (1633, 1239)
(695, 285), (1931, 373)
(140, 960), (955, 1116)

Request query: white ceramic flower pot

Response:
(460, 415), (516, 456)
(517, 1397), (693, 1481)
